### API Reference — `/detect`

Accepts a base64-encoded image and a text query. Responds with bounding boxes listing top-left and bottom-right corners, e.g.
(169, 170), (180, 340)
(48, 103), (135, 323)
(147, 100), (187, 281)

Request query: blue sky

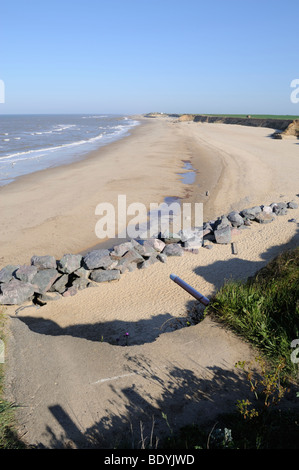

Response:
(1, 0), (299, 115)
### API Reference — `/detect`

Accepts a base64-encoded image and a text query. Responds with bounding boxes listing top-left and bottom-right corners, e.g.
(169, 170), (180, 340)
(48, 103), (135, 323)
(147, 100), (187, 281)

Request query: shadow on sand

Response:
(36, 360), (258, 449)
(15, 222), (299, 448)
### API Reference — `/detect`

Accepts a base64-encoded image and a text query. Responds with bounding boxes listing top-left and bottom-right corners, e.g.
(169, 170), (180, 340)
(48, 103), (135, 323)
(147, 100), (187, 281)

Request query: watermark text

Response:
(290, 79), (299, 104)
(95, 195), (203, 240)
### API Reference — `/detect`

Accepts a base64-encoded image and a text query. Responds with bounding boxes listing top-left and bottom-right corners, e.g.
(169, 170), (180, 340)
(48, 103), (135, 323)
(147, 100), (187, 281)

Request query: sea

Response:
(0, 114), (140, 186)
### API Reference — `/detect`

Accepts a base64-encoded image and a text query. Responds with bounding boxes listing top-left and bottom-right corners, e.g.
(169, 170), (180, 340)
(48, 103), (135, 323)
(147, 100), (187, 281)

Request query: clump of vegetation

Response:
(0, 308), (25, 449)
(206, 247), (299, 376)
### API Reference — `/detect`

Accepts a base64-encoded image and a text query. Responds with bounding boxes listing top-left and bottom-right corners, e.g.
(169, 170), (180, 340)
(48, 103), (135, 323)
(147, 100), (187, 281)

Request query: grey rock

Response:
(215, 215), (231, 230)
(276, 202), (287, 209)
(255, 212), (276, 224)
(157, 253), (167, 263)
(183, 234), (203, 248)
(31, 255), (57, 270)
(138, 253), (159, 269)
(57, 254), (82, 274)
(50, 274), (70, 293)
(31, 269), (60, 294)
(110, 241), (133, 259)
(82, 249), (112, 270)
(74, 267), (91, 279)
(177, 229), (197, 242)
(131, 239), (156, 257)
(90, 269), (121, 283)
(287, 201), (299, 209)
(0, 279), (35, 305)
(214, 225), (231, 244)
(273, 203), (288, 216)
(0, 265), (20, 283)
(115, 248), (145, 273)
(241, 206), (262, 220)
(15, 265), (38, 283)
(227, 211), (244, 227)
(163, 243), (184, 256)
(142, 238), (166, 253)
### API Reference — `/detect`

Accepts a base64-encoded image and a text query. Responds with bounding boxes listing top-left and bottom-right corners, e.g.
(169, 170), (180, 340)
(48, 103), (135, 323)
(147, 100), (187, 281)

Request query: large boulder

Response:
(142, 238), (166, 253)
(183, 234), (203, 248)
(271, 202), (287, 216)
(82, 249), (112, 270)
(31, 269), (60, 294)
(288, 201), (298, 209)
(0, 265), (20, 284)
(255, 212), (276, 224)
(241, 206), (262, 220)
(130, 239), (157, 257)
(115, 248), (145, 273)
(15, 265), (38, 283)
(214, 225), (231, 244)
(214, 215), (231, 231)
(227, 211), (244, 227)
(110, 241), (133, 259)
(31, 255), (57, 270)
(90, 269), (120, 283)
(50, 274), (70, 294)
(57, 254), (82, 274)
(138, 253), (159, 269)
(0, 279), (35, 305)
(163, 243), (184, 256)
(73, 267), (91, 279)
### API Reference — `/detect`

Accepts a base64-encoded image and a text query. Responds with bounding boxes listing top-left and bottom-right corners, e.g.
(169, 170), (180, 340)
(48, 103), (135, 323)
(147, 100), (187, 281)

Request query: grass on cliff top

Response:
(200, 114), (299, 120)
(206, 247), (299, 376)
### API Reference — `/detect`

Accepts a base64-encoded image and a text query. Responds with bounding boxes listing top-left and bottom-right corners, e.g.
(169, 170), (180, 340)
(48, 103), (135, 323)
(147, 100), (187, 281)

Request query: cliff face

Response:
(281, 119), (299, 137)
(144, 113), (299, 139)
(192, 114), (292, 132)
(175, 114), (298, 139)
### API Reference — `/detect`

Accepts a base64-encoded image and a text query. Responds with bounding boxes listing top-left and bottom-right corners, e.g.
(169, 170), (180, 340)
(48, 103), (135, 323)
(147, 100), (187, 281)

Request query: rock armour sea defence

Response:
(0, 198), (298, 306)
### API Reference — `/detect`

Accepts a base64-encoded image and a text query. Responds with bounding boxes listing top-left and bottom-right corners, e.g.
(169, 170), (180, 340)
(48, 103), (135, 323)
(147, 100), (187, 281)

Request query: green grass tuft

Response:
(206, 247), (299, 375)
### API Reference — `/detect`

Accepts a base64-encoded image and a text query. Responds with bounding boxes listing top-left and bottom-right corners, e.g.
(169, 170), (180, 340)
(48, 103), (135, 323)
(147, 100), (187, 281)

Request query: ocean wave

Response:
(0, 118), (140, 168)
(0, 132), (105, 161)
(53, 124), (76, 132)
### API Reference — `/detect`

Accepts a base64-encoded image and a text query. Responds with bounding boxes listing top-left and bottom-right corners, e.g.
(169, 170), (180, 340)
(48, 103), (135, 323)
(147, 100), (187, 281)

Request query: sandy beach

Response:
(2, 115), (299, 448)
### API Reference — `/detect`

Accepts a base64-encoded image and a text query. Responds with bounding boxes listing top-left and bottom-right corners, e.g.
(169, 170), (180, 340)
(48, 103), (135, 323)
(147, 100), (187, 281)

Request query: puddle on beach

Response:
(177, 160), (198, 185)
